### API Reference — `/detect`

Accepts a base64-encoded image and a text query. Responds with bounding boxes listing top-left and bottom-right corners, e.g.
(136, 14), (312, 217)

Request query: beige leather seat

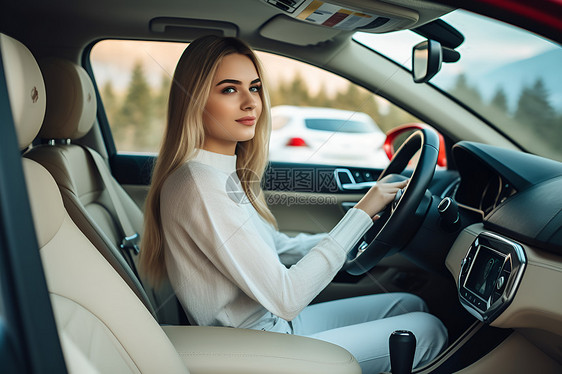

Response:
(24, 58), (182, 324)
(2, 32), (189, 374)
(3, 32), (361, 373)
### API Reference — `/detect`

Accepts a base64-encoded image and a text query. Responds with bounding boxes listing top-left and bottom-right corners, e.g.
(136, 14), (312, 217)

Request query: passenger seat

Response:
(24, 58), (183, 325)
(2, 32), (190, 374)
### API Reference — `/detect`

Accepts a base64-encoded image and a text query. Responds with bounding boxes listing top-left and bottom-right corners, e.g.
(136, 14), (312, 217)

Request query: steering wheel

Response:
(345, 128), (440, 275)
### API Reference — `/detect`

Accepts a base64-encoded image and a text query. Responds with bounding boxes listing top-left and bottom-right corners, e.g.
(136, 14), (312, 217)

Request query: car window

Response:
(91, 40), (182, 153)
(354, 9), (562, 162)
(90, 39), (421, 167)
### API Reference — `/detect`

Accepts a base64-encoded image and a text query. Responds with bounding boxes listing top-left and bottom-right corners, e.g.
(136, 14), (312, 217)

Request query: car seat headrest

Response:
(0, 33), (46, 150)
(38, 58), (97, 140)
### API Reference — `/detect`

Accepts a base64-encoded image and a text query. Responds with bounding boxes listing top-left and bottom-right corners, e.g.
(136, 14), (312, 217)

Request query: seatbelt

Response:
(82, 146), (142, 278)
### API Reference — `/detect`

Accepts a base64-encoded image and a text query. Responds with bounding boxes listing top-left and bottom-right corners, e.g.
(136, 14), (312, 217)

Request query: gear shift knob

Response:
(389, 330), (416, 374)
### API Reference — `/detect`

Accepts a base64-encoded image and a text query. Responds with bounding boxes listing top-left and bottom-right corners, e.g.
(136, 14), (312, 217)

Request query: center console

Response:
(458, 232), (526, 323)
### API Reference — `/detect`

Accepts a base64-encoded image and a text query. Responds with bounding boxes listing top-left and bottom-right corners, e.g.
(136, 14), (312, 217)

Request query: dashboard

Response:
(450, 141), (562, 254)
(444, 141), (562, 340)
(455, 169), (517, 217)
(441, 142), (562, 370)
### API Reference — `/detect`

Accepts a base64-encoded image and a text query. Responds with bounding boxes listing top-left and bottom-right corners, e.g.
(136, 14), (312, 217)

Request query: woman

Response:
(140, 35), (447, 373)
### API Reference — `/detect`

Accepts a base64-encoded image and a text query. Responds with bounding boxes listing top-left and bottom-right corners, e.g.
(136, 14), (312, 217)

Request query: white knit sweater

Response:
(161, 148), (373, 333)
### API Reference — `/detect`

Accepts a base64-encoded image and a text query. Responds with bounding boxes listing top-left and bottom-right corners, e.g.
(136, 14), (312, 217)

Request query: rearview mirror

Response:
(412, 40), (442, 83)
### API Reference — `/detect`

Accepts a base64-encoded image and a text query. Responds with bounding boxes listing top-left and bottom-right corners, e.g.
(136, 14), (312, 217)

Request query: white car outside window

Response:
(269, 105), (387, 168)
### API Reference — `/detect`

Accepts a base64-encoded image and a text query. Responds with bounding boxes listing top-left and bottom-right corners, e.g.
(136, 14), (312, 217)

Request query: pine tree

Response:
(449, 73), (484, 109)
(490, 87), (509, 114)
(101, 81), (129, 148)
(482, 86), (513, 132)
(310, 82), (331, 108)
(330, 83), (383, 128)
(154, 72), (172, 123)
(515, 78), (557, 139)
(285, 73), (312, 106)
(102, 81), (120, 123)
(381, 105), (420, 133)
(120, 60), (152, 149)
(334, 84), (363, 112)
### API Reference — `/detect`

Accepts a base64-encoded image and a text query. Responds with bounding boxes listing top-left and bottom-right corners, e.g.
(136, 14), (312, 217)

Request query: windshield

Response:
(354, 10), (562, 162)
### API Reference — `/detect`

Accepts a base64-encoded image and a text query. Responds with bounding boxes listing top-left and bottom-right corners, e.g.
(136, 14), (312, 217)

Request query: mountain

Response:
(475, 48), (562, 112)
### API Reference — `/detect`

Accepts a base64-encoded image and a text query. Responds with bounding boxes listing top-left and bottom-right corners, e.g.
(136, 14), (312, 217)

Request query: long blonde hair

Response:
(140, 36), (277, 285)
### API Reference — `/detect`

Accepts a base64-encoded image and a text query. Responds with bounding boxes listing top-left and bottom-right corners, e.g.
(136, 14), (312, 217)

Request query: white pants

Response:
(292, 293), (448, 374)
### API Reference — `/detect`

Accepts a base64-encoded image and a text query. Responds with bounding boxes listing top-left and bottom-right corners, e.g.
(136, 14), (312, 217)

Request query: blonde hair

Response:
(140, 36), (277, 285)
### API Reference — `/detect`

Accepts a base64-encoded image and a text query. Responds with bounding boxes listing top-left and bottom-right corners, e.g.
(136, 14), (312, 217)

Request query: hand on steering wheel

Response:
(354, 177), (409, 221)
(345, 128), (440, 275)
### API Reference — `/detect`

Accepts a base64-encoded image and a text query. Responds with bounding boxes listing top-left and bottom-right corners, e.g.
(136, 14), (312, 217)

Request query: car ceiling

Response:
(2, 0), (561, 58)
(2, 0), (455, 58)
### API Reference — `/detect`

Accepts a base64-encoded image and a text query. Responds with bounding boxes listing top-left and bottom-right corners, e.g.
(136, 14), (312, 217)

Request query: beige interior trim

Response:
(454, 331), (561, 373)
(518, 328), (562, 365)
(162, 325), (361, 374)
(265, 190), (363, 234)
(446, 223), (562, 367)
(491, 244), (562, 336)
(446, 223), (562, 337)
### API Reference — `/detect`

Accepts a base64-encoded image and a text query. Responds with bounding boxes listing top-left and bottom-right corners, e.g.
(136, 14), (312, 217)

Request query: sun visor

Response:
(259, 15), (342, 46)
(260, 0), (421, 34)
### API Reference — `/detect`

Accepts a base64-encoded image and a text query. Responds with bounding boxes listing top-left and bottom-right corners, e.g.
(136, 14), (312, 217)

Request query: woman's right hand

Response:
(354, 178), (408, 221)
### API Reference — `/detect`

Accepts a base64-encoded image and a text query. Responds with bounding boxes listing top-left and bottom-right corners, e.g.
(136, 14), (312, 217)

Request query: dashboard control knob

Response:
(496, 275), (505, 290)
(438, 197), (460, 231)
(461, 257), (470, 275)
